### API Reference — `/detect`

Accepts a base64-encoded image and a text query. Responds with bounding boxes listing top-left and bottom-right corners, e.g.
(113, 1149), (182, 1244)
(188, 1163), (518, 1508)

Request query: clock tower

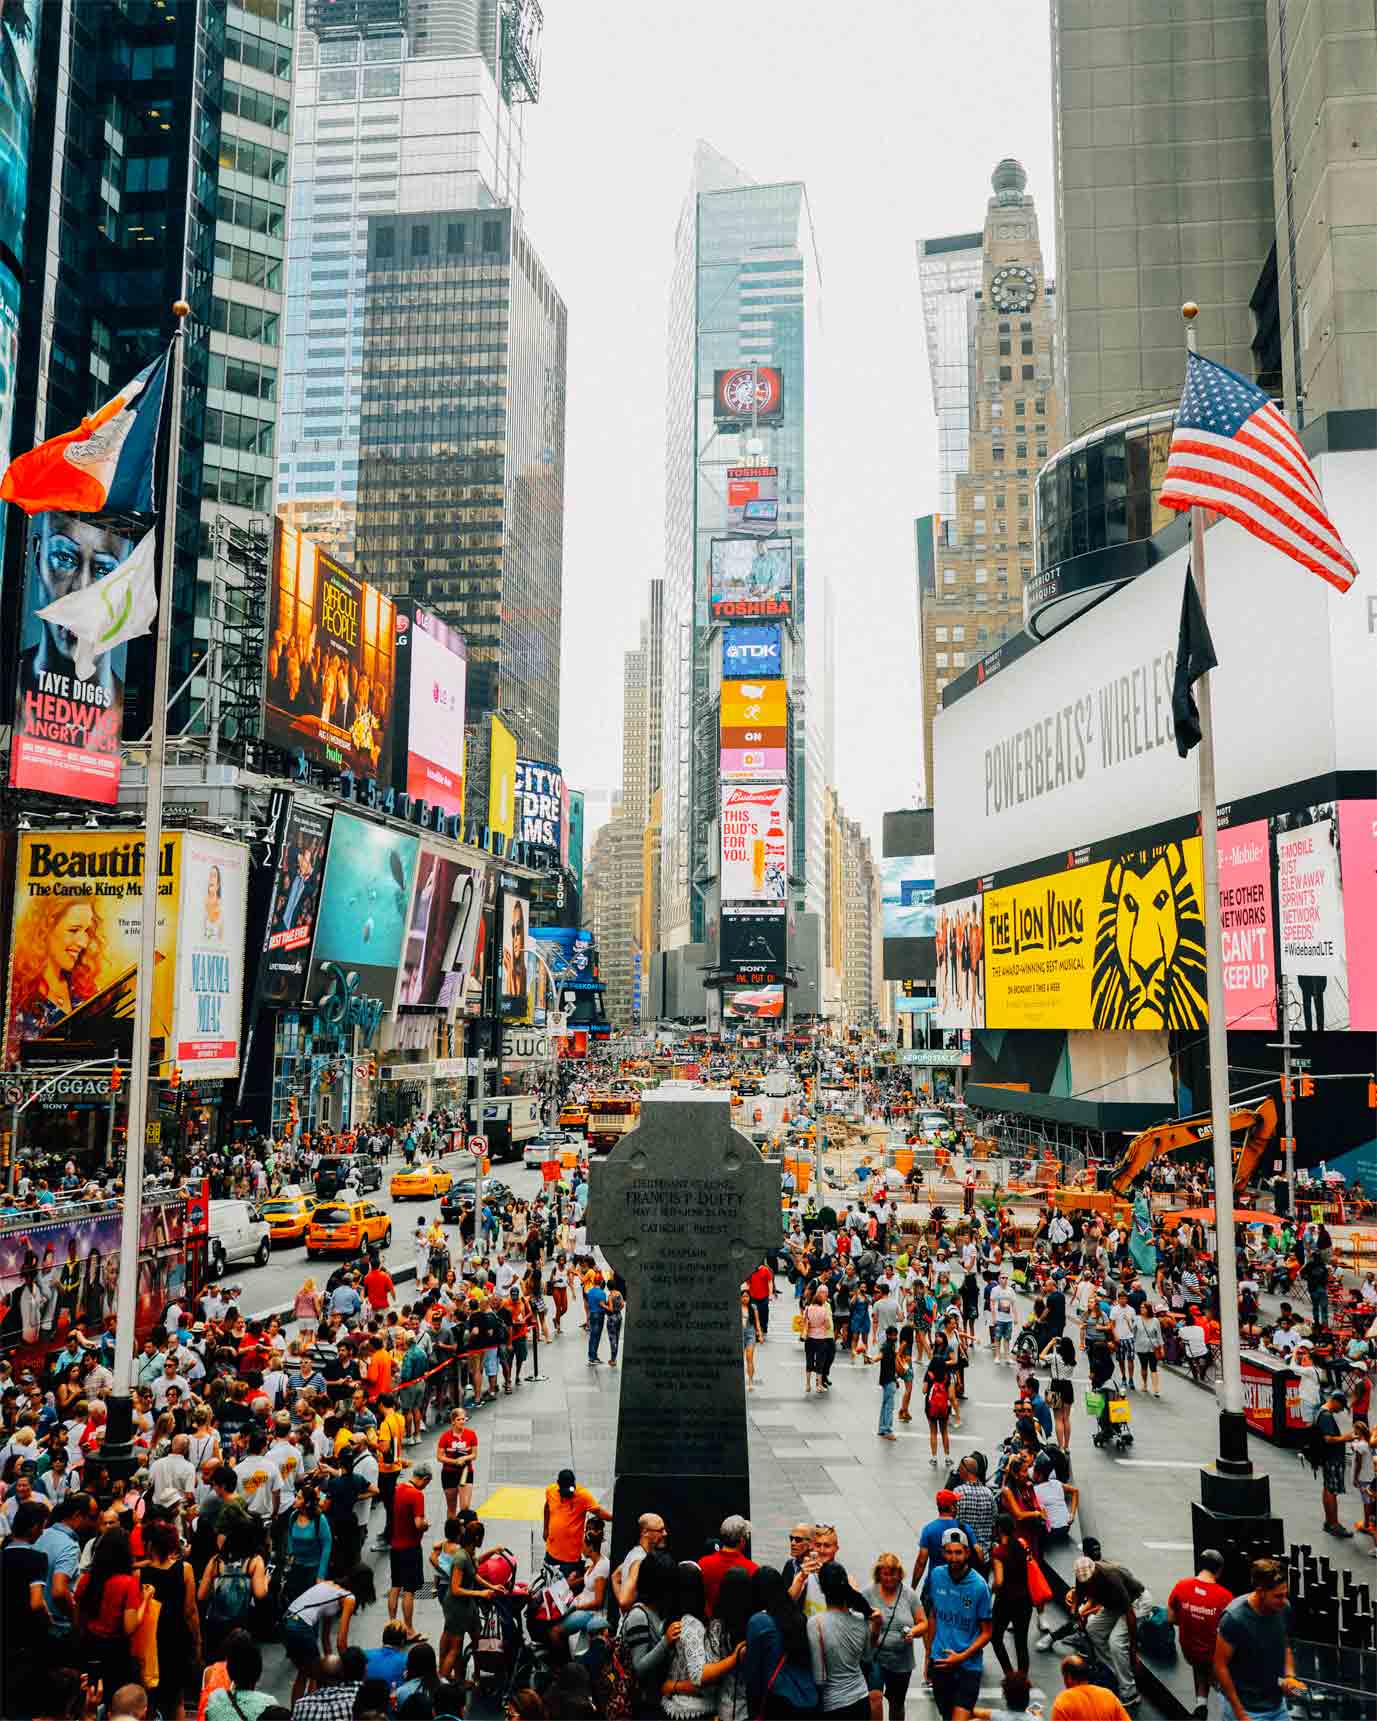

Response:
(915, 158), (1064, 798)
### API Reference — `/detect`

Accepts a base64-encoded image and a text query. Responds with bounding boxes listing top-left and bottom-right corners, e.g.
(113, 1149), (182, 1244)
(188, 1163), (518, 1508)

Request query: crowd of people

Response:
(2, 1050), (1374, 1720)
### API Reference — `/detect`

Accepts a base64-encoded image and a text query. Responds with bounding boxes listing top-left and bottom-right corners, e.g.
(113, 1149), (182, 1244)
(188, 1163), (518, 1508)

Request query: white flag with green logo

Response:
(35, 526), (158, 681)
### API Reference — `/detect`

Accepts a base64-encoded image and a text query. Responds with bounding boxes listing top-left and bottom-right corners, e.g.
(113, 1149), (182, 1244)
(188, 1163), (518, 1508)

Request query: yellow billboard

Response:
(6, 830), (181, 1069)
(720, 678), (787, 728)
(488, 715), (517, 838)
(983, 837), (1208, 1031)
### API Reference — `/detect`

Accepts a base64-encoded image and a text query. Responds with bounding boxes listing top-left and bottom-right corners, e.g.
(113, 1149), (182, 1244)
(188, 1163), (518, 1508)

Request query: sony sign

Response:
(501, 1026), (551, 1063)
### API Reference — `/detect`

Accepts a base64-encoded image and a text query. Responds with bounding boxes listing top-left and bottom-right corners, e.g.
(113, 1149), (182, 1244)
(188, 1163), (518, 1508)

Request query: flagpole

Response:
(1181, 301), (1249, 1474)
(104, 301), (190, 1478)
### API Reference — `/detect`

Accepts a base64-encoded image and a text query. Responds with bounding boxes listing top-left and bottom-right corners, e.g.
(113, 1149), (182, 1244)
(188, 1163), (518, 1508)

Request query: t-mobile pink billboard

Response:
(1217, 819), (1276, 1030)
(1339, 800), (1376, 1033)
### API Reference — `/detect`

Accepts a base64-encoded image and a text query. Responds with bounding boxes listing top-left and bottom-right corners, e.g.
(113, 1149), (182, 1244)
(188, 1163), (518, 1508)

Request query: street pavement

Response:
(236, 1153), (547, 1318)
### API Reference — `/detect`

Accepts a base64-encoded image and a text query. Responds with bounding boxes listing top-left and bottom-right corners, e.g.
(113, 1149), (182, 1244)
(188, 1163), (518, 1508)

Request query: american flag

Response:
(1160, 351), (1358, 593)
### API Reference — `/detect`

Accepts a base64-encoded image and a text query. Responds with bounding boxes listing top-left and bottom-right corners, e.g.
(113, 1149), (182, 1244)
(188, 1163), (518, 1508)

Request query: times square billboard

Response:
(263, 522), (397, 779)
(391, 601), (468, 819)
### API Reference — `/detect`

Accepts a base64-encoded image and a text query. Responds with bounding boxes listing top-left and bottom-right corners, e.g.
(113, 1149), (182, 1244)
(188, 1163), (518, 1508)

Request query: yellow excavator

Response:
(1049, 1091), (1280, 1216)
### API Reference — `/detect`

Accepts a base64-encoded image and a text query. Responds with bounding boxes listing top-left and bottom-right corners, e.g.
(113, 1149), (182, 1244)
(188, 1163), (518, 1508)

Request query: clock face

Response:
(991, 264), (1037, 313)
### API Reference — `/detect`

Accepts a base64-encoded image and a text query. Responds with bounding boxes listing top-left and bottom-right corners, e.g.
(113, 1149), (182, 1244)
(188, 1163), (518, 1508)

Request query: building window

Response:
(936, 653), (949, 667)
(1037, 442), (1047, 458)
(447, 221), (466, 254)
(482, 219), (503, 253)
(410, 224), (429, 256)
(998, 321), (1009, 334)
(1015, 400), (1025, 416)
(973, 518), (986, 533)
(1035, 398), (1046, 414)
(952, 625), (965, 640)
(1020, 319), (1032, 332)
(943, 570), (956, 586)
(374, 225), (394, 259)
(995, 493), (1005, 510)
(975, 567), (988, 583)
(972, 492), (985, 509)
(1021, 338), (1033, 355)
(992, 446), (1005, 462)
(935, 626), (948, 641)
(998, 338), (1010, 356)
(1019, 491), (1029, 508)
(954, 651), (966, 667)
(999, 365), (1012, 382)
(990, 401), (1003, 419)
(1016, 443), (1027, 459)
(1022, 364), (1034, 380)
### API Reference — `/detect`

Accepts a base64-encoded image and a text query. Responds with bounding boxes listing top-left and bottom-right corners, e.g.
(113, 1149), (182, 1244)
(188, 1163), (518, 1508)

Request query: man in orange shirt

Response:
(373, 1391), (407, 1550)
(542, 1467), (611, 1576)
(365, 1334), (394, 1402)
(363, 1261), (395, 1316)
(1050, 1655), (1133, 1721)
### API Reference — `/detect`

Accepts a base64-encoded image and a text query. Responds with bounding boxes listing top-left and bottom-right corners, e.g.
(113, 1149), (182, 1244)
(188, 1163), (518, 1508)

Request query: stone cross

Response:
(587, 1086), (781, 1566)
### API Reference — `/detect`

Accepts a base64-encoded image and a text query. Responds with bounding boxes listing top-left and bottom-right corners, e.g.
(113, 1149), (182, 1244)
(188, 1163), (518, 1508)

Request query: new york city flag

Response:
(0, 348), (169, 516)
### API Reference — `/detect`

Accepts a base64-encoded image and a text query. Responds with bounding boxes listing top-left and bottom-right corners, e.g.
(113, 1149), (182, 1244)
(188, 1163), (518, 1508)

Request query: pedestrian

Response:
(871, 1324), (900, 1439)
(806, 1562), (876, 1719)
(865, 1552), (925, 1721)
(749, 1258), (775, 1339)
(1132, 1303), (1164, 1397)
(925, 1526), (992, 1721)
(989, 1275), (1017, 1366)
(1167, 1549), (1233, 1719)
(1051, 1654), (1133, 1721)
(742, 1286), (764, 1390)
(802, 1285), (835, 1395)
(385, 1462), (430, 1633)
(585, 1270), (609, 1366)
(744, 1564), (820, 1719)
(543, 1468), (611, 1577)
(923, 1337), (955, 1468)
(1312, 1387), (1354, 1537)
(605, 1278), (626, 1370)
(437, 1407), (477, 1516)
(1213, 1557), (1307, 1721)
(989, 1514), (1035, 1676)
(1040, 1333), (1077, 1450)
(1075, 1555), (1145, 1709)
(293, 1278), (322, 1346)
(279, 1565), (375, 1709)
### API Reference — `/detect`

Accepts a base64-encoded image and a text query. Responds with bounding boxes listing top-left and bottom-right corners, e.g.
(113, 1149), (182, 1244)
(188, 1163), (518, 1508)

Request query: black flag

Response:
(1172, 563), (1218, 758)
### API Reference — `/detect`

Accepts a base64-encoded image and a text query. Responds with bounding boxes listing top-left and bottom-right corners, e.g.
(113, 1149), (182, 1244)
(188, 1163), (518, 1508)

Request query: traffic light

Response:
(1369, 1080), (1377, 1110)
(109, 1066), (123, 1096)
(1299, 1075), (1315, 1098)
(1281, 1076), (1293, 1101)
(169, 1065), (182, 1091)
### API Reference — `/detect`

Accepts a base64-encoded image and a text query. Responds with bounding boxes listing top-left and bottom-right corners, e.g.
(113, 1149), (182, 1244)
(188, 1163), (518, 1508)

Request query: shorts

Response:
(1322, 1453), (1347, 1495)
(930, 1660), (983, 1718)
(442, 1591), (480, 1636)
(399, 1382), (425, 1411)
(390, 1545), (424, 1593)
(1049, 1380), (1073, 1408)
(878, 1667), (913, 1709)
(441, 1464), (474, 1493)
(281, 1615), (321, 1669)
(482, 1348), (500, 1379)
(992, 1321), (1012, 1341)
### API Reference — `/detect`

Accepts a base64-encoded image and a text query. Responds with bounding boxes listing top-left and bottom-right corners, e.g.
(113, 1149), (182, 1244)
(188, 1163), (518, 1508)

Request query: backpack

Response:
(1138, 1605), (1177, 1662)
(926, 1378), (950, 1419)
(208, 1556), (253, 1627)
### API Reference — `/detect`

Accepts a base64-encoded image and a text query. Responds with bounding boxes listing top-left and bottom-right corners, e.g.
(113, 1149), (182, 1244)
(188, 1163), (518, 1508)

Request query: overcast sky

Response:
(521, 1), (1056, 852)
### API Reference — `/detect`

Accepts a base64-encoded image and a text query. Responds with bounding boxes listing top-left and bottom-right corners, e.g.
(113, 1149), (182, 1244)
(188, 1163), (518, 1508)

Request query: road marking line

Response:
(1143, 1541), (1196, 1550)
(1113, 1459), (1203, 1469)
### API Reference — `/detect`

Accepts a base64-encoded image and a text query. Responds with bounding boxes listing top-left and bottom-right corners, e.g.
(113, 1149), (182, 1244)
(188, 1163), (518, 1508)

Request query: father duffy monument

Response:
(586, 1085), (782, 1563)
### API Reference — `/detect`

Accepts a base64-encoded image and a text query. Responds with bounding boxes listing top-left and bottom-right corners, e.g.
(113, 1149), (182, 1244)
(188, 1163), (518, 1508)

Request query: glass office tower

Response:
(661, 144), (823, 987)
(275, 2), (523, 564)
(356, 205), (566, 763)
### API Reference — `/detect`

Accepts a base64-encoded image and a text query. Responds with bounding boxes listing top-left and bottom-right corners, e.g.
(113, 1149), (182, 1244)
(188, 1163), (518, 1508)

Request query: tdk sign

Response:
(722, 624), (782, 680)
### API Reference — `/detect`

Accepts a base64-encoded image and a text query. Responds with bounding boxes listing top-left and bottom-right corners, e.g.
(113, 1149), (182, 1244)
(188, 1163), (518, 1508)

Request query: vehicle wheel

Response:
(383, 1225), (392, 1248)
(210, 1242), (226, 1279)
(255, 1237), (270, 1267)
(306, 1249), (317, 1260)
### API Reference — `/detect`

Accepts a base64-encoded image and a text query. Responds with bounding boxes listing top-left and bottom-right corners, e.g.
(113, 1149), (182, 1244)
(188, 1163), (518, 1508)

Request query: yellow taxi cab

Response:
(305, 1199), (392, 1257)
(557, 1102), (588, 1132)
(389, 1160), (454, 1200)
(260, 1190), (320, 1246)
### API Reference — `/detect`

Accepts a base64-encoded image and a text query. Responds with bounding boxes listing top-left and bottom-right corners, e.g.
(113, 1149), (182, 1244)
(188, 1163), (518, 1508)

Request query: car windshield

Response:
(263, 1197), (301, 1211)
(313, 1206), (351, 1224)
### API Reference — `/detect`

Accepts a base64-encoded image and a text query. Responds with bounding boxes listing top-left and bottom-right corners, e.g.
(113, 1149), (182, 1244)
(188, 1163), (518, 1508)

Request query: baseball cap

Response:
(940, 1527), (970, 1549)
(935, 1489), (960, 1509)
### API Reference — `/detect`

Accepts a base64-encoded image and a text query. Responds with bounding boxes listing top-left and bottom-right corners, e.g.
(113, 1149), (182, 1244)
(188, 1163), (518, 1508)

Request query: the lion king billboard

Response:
(983, 838), (1211, 1032)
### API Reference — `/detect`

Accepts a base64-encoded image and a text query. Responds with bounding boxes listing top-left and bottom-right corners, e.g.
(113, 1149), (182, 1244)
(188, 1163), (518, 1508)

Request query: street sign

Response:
(468, 1135), (488, 1159)
(2, 1081), (22, 1106)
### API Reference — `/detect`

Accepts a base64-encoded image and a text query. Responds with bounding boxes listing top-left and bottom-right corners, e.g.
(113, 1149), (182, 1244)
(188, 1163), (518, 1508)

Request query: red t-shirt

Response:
(364, 1268), (394, 1311)
(1168, 1577), (1233, 1663)
(437, 1427), (478, 1469)
(81, 1570), (141, 1639)
(698, 1546), (758, 1616)
(748, 1266), (773, 1301)
(391, 1481), (426, 1550)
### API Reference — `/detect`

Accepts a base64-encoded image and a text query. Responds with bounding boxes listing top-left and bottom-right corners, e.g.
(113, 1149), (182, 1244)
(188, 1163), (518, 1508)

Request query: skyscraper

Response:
(915, 161), (1063, 798)
(659, 142), (823, 1014)
(622, 580), (663, 828)
(4, 0), (286, 740)
(275, 0), (524, 565)
(917, 231), (984, 520)
(1049, 0), (1274, 441)
(355, 205), (566, 761)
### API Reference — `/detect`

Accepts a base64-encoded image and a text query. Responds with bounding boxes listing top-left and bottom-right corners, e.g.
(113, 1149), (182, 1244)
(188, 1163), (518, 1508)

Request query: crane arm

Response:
(1108, 1091), (1280, 1196)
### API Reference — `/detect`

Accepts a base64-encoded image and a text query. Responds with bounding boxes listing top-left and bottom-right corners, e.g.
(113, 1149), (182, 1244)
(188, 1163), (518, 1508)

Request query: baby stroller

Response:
(460, 1550), (528, 1703)
(1091, 1385), (1135, 1450)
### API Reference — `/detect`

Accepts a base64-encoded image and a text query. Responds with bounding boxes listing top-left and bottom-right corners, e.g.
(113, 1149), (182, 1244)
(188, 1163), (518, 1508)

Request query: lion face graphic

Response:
(1091, 843), (1208, 1031)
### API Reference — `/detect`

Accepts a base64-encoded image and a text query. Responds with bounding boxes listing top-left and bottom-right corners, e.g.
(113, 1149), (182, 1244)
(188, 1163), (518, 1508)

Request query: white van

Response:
(208, 1198), (271, 1279)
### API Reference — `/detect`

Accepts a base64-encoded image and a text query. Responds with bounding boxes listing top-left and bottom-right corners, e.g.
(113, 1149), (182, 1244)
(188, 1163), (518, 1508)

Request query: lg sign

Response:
(722, 624), (782, 680)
